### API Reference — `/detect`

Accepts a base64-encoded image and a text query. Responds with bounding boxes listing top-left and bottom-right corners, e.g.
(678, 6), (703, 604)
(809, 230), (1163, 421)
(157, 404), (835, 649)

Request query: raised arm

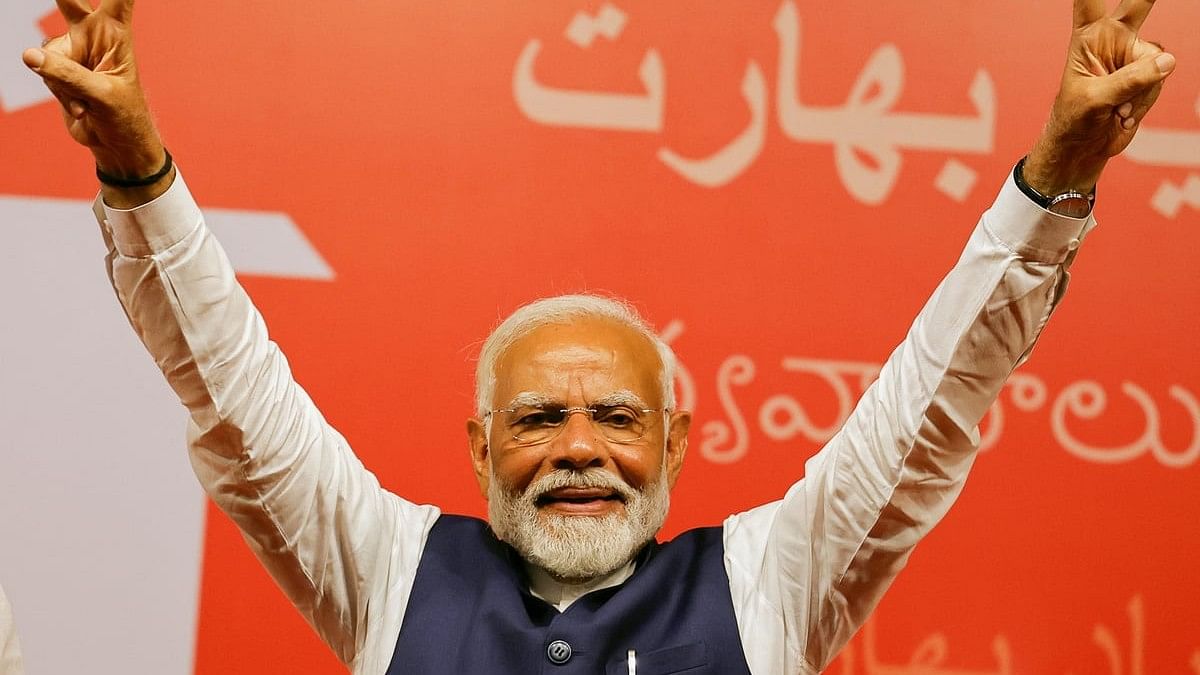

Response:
(722, 1), (1175, 671)
(23, 3), (438, 670)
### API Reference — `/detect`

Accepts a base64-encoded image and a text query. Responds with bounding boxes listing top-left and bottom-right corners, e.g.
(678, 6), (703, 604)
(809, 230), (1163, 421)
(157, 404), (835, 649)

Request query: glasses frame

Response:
(485, 405), (672, 446)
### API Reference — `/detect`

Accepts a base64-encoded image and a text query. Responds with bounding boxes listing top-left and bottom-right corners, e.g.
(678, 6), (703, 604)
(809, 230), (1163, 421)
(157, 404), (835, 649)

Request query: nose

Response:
(548, 409), (609, 471)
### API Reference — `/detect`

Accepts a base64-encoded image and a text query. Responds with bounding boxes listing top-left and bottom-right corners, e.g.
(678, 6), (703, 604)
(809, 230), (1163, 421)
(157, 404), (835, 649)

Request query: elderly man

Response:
(23, 0), (1175, 672)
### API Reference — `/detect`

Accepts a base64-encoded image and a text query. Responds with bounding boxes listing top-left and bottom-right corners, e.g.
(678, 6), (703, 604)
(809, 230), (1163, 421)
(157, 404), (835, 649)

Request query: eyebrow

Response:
(504, 390), (650, 410)
(590, 390), (650, 409)
(504, 392), (556, 409)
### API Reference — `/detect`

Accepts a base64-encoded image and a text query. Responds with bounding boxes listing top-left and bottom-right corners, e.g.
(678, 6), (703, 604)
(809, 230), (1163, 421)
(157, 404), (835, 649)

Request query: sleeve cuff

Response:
(983, 167), (1097, 264)
(98, 170), (203, 258)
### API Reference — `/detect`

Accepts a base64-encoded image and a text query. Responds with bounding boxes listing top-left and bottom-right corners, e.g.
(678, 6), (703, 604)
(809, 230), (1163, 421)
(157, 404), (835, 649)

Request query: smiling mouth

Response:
(535, 487), (625, 507)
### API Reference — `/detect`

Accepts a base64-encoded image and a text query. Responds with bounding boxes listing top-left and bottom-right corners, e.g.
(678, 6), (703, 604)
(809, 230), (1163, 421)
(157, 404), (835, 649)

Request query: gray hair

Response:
(475, 294), (677, 416)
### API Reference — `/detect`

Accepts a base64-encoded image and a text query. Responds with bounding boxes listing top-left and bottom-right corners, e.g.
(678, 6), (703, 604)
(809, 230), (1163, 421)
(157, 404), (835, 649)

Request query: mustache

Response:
(523, 469), (637, 503)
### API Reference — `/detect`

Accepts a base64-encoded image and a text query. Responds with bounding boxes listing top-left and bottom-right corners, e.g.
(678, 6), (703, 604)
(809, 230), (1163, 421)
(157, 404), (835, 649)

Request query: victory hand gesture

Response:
(1025, 0), (1176, 196)
(22, 0), (166, 182)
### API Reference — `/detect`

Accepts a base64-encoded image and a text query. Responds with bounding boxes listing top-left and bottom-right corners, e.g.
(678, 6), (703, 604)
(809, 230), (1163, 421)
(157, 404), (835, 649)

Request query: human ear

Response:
(466, 417), (491, 499)
(664, 411), (691, 489)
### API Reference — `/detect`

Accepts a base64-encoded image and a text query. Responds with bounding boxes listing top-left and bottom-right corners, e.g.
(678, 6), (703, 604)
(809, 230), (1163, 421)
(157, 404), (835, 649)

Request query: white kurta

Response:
(0, 583), (24, 675)
(95, 169), (1092, 674)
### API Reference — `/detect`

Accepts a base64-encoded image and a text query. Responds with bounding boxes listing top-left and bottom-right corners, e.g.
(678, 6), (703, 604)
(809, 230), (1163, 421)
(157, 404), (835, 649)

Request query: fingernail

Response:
(22, 48), (45, 69)
(1117, 102), (1133, 117)
(69, 100), (85, 118)
(1155, 53), (1176, 73)
(1123, 116), (1136, 130)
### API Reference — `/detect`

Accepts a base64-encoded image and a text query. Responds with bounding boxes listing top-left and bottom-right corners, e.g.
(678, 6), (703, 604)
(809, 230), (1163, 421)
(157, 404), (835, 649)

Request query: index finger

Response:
(1115, 0), (1157, 31)
(1073, 0), (1107, 27)
(99, 0), (134, 23)
(55, 0), (94, 24)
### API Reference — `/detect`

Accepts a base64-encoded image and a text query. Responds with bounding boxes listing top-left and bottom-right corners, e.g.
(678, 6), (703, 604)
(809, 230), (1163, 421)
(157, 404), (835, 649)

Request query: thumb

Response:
(1098, 52), (1176, 106)
(23, 48), (105, 104)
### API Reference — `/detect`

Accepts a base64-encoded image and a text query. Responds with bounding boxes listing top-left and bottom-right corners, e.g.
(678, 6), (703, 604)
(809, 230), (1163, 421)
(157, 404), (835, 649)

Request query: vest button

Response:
(546, 639), (573, 664)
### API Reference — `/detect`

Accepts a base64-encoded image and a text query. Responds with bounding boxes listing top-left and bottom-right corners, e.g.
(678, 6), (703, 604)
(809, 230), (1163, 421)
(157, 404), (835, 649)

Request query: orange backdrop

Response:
(2, 1), (1199, 673)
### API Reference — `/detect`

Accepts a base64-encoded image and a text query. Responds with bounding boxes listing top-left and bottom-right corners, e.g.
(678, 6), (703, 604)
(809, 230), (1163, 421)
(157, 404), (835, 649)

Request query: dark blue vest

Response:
(387, 515), (753, 674)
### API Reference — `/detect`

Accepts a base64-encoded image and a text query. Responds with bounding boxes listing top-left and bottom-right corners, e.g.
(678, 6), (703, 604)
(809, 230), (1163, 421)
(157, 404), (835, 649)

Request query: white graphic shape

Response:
(0, 194), (332, 674)
(935, 158), (979, 202)
(203, 207), (334, 279)
(565, 3), (627, 48)
(0, 1), (56, 112)
(1149, 174), (1200, 219)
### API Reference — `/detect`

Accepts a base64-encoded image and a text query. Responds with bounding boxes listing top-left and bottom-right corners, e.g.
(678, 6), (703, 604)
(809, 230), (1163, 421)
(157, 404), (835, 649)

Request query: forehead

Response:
(493, 317), (663, 406)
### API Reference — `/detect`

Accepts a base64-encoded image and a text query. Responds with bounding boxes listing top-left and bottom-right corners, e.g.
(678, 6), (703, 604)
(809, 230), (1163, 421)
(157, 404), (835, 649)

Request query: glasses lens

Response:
(505, 408), (565, 444)
(591, 405), (649, 443)
(503, 406), (657, 445)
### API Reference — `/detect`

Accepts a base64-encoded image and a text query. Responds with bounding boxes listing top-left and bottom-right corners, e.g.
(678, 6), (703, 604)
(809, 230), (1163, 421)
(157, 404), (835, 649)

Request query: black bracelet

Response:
(96, 149), (173, 188)
(1012, 157), (1053, 208)
(1013, 156), (1096, 208)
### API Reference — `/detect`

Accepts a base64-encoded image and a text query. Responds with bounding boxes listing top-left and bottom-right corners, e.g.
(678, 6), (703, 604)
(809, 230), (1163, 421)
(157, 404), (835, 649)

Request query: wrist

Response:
(92, 143), (166, 181)
(1023, 152), (1105, 197)
(99, 154), (176, 210)
(100, 167), (176, 210)
(1014, 157), (1095, 218)
(1024, 124), (1106, 195)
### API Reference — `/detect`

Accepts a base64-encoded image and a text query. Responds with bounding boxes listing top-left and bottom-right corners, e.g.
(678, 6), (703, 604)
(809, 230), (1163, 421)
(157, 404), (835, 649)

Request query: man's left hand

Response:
(1025, 0), (1176, 196)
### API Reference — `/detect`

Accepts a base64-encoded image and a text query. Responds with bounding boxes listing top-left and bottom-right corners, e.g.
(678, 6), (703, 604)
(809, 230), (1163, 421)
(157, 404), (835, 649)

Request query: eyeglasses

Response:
(485, 405), (669, 446)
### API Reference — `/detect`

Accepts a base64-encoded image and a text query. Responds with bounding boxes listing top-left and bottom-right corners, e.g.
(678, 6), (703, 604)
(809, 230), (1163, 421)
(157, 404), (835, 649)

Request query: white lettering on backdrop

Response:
(514, 2), (1200, 212)
(659, 323), (1199, 469)
(513, 1), (996, 200)
(1126, 91), (1200, 219)
(831, 596), (1198, 675)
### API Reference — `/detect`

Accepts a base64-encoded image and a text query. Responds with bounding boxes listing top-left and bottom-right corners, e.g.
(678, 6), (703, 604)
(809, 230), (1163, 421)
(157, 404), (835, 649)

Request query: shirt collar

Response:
(525, 560), (637, 612)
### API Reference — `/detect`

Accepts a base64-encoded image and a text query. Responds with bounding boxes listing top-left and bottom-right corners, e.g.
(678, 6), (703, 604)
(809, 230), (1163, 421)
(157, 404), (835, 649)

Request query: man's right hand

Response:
(23, 0), (172, 205)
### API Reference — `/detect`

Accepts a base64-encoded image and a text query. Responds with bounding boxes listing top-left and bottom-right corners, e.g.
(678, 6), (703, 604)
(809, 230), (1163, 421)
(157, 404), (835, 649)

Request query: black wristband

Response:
(1013, 156), (1096, 207)
(1012, 157), (1052, 208)
(1013, 156), (1096, 218)
(96, 149), (173, 188)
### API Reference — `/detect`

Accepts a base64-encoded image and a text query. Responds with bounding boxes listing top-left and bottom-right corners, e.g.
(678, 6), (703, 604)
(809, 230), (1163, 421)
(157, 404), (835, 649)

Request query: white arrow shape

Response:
(0, 194), (332, 675)
(0, 1), (57, 112)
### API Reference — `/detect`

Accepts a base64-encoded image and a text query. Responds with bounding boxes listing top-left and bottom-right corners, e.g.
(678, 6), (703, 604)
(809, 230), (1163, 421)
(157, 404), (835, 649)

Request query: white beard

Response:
(487, 466), (670, 583)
